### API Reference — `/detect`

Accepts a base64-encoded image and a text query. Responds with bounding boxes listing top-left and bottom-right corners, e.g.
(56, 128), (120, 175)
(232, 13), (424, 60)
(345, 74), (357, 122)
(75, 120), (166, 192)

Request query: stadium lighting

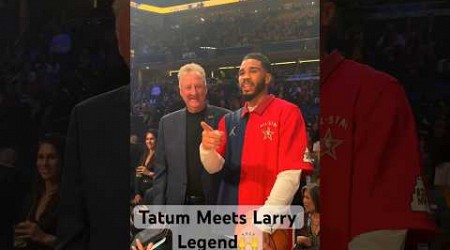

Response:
(131, 0), (241, 14)
(299, 59), (320, 63)
(218, 66), (240, 70)
(215, 59), (320, 70)
(272, 61), (297, 66)
(167, 59), (320, 74)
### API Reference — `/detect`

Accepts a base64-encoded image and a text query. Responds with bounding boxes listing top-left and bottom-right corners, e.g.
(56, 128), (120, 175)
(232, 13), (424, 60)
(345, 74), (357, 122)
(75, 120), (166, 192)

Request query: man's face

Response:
(179, 72), (207, 113)
(238, 59), (270, 102)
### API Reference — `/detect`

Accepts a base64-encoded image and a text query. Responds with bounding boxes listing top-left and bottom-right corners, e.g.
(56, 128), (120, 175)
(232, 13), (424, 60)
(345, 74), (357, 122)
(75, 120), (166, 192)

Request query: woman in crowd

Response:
(295, 183), (320, 250)
(14, 135), (64, 250)
(133, 130), (157, 205)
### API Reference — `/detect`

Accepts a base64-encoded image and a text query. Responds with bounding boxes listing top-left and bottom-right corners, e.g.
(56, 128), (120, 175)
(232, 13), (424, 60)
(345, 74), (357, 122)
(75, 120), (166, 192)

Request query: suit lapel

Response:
(204, 105), (216, 127)
(178, 109), (187, 182)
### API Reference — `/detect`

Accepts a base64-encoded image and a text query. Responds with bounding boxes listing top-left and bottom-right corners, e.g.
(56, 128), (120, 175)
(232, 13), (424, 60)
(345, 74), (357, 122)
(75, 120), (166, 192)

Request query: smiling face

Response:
(145, 132), (156, 150)
(303, 188), (316, 214)
(36, 143), (60, 182)
(179, 72), (207, 113)
(238, 59), (270, 103)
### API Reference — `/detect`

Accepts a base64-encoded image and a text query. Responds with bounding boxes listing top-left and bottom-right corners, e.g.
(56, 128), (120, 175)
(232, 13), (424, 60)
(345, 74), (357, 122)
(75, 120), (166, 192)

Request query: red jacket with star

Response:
(320, 51), (436, 250)
(215, 95), (314, 206)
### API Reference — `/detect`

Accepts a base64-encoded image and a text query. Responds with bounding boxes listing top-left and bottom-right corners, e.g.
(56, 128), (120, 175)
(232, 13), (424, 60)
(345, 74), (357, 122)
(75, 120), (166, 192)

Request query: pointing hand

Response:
(201, 121), (223, 151)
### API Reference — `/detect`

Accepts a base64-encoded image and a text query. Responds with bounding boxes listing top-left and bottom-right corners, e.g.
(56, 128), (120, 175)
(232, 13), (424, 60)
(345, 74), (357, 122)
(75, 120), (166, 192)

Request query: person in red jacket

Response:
(200, 53), (314, 249)
(320, 0), (436, 249)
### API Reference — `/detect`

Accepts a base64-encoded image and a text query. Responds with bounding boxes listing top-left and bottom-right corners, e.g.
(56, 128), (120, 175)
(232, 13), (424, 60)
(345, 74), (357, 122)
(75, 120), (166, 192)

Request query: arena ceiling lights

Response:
(218, 59), (320, 70)
(156, 59), (319, 76)
(130, 0), (241, 14)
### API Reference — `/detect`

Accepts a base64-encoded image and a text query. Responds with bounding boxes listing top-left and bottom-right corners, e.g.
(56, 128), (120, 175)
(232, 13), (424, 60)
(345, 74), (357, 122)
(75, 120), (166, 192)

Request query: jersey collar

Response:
(241, 94), (275, 117)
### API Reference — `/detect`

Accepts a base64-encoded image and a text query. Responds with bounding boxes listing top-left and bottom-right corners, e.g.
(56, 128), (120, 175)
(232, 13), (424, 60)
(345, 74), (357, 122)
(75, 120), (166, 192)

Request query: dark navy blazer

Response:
(152, 105), (230, 205)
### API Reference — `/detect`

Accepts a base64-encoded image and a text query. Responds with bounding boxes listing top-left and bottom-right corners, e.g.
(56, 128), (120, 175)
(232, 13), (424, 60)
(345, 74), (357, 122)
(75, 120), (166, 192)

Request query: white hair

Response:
(177, 63), (207, 87)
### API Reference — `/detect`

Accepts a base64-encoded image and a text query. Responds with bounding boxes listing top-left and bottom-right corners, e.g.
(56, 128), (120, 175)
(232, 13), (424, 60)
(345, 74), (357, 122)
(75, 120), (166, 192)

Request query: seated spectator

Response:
(132, 130), (157, 205)
(14, 135), (64, 250)
(296, 183), (320, 250)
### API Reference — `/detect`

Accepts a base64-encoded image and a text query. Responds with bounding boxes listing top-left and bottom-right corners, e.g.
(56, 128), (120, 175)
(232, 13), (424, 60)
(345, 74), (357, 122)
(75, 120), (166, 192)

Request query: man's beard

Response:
(241, 78), (266, 102)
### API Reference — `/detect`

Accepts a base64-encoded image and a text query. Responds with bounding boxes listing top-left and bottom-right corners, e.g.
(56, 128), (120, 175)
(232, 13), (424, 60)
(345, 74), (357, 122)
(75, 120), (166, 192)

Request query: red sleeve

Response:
(352, 82), (435, 237)
(278, 105), (314, 173)
(216, 116), (227, 158)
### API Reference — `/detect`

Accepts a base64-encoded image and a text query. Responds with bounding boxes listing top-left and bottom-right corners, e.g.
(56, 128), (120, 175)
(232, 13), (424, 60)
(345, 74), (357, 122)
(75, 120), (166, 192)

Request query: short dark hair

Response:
(242, 53), (272, 73)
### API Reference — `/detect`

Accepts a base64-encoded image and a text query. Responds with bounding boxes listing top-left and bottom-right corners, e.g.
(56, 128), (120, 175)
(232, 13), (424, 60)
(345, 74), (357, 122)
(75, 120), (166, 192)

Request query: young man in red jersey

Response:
(319, 0), (435, 249)
(200, 53), (314, 249)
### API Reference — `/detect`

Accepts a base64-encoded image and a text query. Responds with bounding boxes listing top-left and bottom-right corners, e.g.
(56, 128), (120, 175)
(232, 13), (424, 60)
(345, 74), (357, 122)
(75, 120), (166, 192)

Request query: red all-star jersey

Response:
(320, 51), (436, 250)
(215, 95), (314, 206)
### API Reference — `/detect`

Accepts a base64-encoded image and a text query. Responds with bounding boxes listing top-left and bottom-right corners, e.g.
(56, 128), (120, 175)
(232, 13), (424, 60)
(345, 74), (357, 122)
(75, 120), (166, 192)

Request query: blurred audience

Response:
(132, 0), (318, 61)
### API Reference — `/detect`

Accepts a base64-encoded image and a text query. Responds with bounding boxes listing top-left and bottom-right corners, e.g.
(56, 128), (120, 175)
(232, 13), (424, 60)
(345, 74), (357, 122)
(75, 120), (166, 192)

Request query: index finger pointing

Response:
(200, 121), (214, 132)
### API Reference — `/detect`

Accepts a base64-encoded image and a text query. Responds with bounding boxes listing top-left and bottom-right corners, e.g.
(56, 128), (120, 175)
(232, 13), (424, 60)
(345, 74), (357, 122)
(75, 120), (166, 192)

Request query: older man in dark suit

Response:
(56, 0), (131, 249)
(151, 63), (230, 205)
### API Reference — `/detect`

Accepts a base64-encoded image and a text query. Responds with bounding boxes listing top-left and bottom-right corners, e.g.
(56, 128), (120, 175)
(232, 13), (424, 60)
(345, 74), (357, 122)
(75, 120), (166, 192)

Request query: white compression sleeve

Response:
(199, 143), (225, 174)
